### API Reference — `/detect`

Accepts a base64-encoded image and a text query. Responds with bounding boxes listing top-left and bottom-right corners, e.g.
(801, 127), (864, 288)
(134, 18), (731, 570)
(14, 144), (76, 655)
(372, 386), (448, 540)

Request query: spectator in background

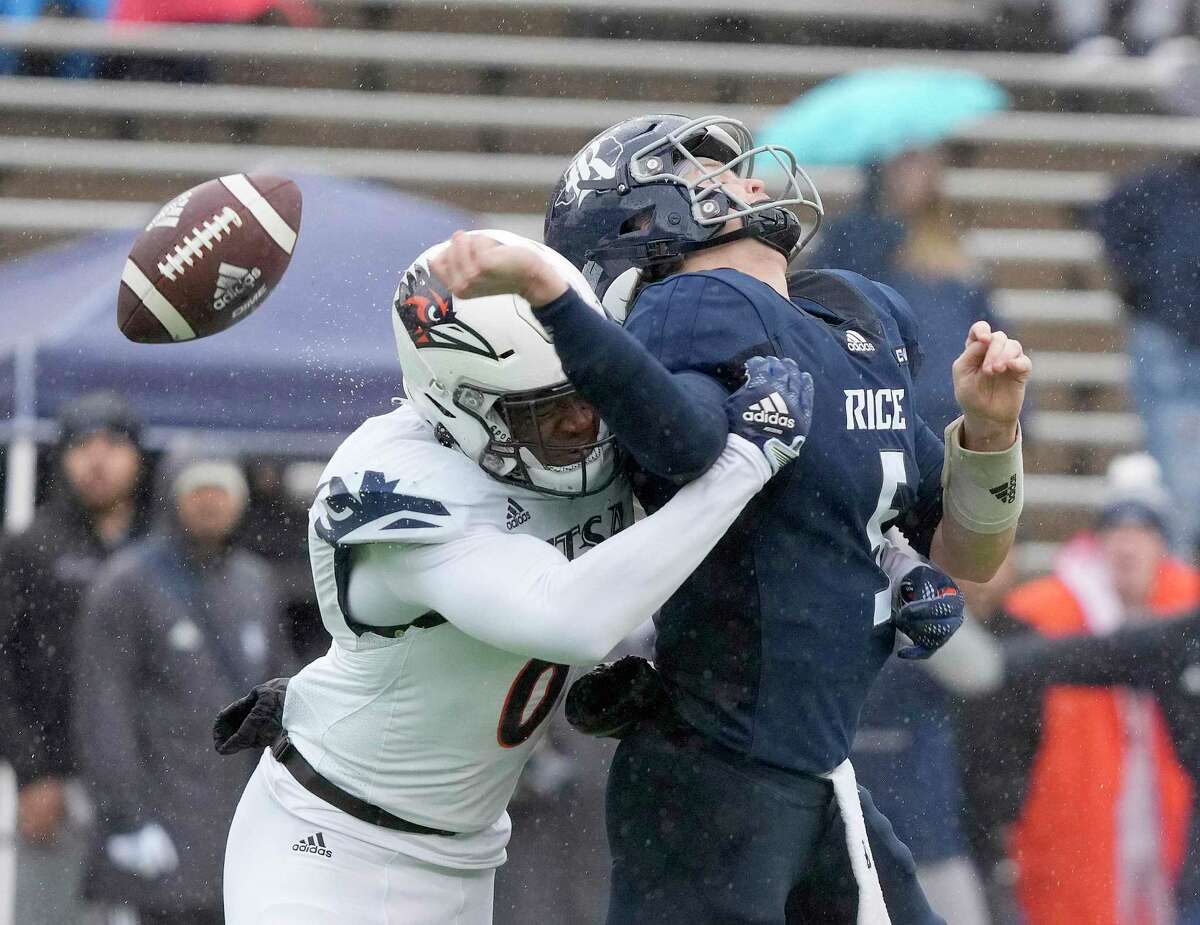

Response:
(103, 0), (316, 82)
(957, 549), (1200, 925)
(1096, 117), (1200, 559)
(110, 0), (316, 26)
(806, 144), (1006, 435)
(237, 457), (324, 663)
(73, 448), (290, 925)
(987, 606), (1200, 923)
(1044, 0), (1197, 59)
(0, 0), (111, 78)
(988, 454), (1198, 925)
(0, 391), (151, 925)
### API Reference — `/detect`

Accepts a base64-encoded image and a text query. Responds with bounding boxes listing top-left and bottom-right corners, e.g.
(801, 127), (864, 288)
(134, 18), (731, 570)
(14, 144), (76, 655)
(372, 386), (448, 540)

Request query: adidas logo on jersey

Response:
(292, 832), (333, 858)
(743, 393), (795, 431)
(845, 330), (876, 353)
(213, 262), (262, 312)
(506, 498), (531, 530)
(989, 475), (1017, 504)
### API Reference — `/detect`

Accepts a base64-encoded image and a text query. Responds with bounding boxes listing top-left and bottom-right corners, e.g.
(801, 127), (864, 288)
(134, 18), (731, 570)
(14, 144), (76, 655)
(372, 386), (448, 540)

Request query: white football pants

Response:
(224, 754), (495, 925)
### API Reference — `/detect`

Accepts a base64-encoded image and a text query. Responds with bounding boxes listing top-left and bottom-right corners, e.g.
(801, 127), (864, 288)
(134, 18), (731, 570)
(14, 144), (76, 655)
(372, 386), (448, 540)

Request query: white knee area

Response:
(224, 755), (496, 925)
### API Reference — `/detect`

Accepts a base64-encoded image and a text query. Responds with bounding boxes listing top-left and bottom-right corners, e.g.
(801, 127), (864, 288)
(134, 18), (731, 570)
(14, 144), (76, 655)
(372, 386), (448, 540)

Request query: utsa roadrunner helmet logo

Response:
(394, 260), (508, 360)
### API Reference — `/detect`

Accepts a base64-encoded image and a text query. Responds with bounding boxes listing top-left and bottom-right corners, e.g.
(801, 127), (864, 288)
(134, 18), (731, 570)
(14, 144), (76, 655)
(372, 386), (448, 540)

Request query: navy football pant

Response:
(605, 722), (945, 925)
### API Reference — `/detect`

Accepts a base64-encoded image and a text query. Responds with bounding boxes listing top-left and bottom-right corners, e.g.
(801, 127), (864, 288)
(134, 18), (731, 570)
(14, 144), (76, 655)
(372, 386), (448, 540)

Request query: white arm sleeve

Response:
(348, 434), (771, 665)
(921, 616), (1004, 694)
(878, 529), (1004, 686)
(878, 527), (927, 591)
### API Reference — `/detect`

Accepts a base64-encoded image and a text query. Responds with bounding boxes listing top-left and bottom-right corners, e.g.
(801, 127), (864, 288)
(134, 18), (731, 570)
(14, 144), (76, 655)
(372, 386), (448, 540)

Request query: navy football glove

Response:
(725, 355), (815, 475)
(892, 566), (965, 660)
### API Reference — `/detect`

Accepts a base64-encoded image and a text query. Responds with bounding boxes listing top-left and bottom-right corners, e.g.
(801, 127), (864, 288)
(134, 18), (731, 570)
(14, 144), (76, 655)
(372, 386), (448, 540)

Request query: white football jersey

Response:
(282, 403), (632, 870)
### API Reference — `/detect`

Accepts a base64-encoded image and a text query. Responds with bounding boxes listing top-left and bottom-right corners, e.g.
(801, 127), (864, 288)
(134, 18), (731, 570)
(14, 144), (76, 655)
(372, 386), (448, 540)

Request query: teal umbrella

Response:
(759, 68), (1009, 166)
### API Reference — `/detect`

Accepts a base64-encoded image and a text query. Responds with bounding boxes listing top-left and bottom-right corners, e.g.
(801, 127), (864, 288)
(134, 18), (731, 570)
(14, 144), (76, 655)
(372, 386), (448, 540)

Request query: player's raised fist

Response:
(725, 355), (814, 475)
(952, 320), (1032, 451)
(429, 230), (568, 307)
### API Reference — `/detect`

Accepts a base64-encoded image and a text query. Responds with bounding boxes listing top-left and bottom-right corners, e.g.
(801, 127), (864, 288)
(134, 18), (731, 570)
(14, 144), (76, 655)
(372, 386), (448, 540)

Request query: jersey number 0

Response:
(497, 659), (570, 748)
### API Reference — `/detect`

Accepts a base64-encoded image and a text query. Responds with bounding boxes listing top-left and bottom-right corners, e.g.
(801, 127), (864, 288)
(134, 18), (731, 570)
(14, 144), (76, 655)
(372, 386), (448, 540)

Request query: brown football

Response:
(118, 174), (302, 343)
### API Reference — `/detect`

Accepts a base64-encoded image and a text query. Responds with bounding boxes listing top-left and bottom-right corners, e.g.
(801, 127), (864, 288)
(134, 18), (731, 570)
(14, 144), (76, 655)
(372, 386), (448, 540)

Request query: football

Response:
(118, 174), (302, 343)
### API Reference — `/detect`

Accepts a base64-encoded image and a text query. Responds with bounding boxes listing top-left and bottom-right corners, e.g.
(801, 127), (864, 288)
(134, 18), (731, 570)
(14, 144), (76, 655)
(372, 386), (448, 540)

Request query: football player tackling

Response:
(435, 115), (1031, 924)
(219, 231), (816, 925)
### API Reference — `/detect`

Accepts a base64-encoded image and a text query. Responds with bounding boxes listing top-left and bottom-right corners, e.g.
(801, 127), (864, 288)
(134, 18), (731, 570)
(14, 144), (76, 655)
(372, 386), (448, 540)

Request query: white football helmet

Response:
(392, 229), (618, 497)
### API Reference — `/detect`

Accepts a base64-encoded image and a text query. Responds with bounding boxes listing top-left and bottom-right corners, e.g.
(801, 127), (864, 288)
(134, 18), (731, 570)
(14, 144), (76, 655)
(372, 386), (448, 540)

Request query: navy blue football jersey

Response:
(625, 267), (945, 775)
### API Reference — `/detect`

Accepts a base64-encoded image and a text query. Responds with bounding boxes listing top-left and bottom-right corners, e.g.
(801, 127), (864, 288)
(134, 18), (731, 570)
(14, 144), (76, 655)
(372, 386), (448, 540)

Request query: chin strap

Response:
(590, 208), (801, 266)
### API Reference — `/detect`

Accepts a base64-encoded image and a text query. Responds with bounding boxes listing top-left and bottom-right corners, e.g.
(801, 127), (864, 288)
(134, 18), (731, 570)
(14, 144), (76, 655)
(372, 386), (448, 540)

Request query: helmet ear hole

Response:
(619, 208), (653, 236)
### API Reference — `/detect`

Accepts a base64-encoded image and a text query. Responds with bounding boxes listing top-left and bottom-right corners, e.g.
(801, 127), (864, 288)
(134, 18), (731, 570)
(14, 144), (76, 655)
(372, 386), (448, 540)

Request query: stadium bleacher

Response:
(0, 2), (1170, 563)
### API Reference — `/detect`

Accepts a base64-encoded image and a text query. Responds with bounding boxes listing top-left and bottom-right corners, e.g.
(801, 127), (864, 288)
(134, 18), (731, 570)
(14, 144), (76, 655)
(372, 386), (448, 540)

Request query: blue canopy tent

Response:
(0, 175), (477, 528)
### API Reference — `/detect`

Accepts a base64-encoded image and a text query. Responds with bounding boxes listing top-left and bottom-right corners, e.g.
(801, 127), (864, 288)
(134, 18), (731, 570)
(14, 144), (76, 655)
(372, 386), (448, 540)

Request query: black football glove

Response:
(565, 656), (667, 739)
(724, 355), (815, 475)
(892, 566), (965, 660)
(213, 676), (290, 756)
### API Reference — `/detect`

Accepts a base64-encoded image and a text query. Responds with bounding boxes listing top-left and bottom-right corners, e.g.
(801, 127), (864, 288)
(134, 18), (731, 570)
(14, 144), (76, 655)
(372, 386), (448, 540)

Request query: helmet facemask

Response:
(558, 115), (824, 317)
(451, 381), (618, 498)
(628, 115), (823, 257)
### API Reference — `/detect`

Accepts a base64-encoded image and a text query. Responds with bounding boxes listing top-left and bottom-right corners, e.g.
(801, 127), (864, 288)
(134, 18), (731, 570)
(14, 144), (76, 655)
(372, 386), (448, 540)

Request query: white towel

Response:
(821, 759), (892, 925)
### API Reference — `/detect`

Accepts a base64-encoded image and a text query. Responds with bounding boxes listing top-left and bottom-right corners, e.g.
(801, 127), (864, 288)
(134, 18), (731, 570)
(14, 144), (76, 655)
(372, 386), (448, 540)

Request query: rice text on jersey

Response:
(844, 389), (907, 431)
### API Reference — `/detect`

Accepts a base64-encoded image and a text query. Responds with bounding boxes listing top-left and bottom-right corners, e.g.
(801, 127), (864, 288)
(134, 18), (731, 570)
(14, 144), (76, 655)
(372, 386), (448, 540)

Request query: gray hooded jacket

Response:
(72, 449), (291, 912)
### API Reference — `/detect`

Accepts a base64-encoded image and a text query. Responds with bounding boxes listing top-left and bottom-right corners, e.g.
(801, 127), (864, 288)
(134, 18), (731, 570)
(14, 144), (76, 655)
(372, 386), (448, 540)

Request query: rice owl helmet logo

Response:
(553, 133), (626, 208)
(394, 260), (506, 360)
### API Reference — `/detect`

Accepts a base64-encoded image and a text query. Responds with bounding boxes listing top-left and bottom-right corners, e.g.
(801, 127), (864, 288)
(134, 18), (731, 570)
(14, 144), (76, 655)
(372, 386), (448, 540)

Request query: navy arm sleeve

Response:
(1004, 610), (1197, 689)
(537, 287), (729, 482)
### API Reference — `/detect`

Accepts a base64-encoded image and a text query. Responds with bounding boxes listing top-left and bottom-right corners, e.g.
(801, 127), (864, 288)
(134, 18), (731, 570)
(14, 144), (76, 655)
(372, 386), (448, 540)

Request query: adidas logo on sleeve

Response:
(506, 498), (531, 530)
(989, 475), (1018, 504)
(743, 392), (796, 433)
(845, 330), (876, 353)
(292, 831), (333, 857)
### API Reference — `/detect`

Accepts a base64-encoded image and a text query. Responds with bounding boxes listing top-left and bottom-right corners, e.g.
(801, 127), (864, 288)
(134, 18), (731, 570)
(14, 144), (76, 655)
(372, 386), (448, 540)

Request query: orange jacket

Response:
(1005, 556), (1198, 925)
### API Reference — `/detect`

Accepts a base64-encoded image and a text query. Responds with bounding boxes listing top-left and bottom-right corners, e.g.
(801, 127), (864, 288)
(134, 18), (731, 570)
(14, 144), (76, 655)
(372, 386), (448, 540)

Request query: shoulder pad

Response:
(627, 271), (770, 374)
(311, 469), (464, 546)
(792, 269), (924, 374)
(819, 270), (918, 333)
(632, 270), (757, 315)
(861, 276), (924, 378)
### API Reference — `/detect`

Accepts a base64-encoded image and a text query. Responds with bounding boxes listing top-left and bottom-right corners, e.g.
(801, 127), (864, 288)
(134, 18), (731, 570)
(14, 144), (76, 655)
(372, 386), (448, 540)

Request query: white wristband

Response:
(941, 416), (1023, 535)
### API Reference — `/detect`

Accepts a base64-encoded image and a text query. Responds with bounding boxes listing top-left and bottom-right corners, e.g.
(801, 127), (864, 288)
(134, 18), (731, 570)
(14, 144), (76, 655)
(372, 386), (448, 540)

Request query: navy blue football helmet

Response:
(544, 114), (823, 316)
